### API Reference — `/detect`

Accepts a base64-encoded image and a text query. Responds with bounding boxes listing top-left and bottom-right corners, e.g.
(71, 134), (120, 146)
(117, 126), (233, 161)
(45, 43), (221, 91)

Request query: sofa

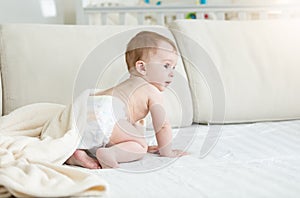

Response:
(0, 19), (300, 197)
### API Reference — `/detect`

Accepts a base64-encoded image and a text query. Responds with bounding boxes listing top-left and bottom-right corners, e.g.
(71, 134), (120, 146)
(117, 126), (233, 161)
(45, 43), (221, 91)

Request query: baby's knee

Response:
(138, 139), (148, 153)
(135, 142), (148, 159)
(141, 143), (148, 154)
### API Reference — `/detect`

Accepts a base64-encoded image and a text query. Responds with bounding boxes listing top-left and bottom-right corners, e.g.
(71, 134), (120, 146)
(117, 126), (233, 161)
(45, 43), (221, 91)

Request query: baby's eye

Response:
(163, 63), (170, 69)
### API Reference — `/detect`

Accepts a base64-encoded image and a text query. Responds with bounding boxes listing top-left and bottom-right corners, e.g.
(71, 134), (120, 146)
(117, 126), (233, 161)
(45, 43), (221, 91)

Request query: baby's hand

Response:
(160, 149), (188, 158)
(147, 145), (159, 154)
(148, 146), (188, 157)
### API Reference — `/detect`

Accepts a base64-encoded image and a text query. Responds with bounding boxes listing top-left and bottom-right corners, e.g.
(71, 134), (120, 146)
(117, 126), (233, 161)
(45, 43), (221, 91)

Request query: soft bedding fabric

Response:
(82, 120), (300, 198)
(0, 90), (107, 197)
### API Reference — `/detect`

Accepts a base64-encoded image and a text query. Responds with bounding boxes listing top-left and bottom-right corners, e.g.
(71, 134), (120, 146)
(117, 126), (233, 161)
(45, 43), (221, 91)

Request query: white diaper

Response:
(78, 95), (126, 156)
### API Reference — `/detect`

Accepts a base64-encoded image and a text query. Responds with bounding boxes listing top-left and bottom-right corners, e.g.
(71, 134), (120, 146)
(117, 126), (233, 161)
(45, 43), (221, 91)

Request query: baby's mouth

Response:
(165, 81), (171, 86)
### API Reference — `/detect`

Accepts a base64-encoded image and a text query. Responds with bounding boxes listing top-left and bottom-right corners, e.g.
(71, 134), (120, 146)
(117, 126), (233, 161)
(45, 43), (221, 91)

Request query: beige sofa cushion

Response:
(170, 19), (300, 123)
(0, 24), (193, 127)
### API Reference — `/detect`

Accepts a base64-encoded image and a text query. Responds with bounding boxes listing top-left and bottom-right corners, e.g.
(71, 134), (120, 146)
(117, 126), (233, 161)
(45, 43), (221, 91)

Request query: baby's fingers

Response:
(172, 149), (189, 157)
(147, 145), (159, 154)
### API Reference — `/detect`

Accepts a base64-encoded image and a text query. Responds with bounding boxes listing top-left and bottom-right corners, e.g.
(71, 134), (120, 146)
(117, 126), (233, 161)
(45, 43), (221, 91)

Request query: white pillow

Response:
(0, 24), (193, 127)
(170, 19), (300, 123)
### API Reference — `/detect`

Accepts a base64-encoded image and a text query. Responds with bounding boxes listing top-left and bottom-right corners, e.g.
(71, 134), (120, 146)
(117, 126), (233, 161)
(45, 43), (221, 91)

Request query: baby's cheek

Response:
(152, 72), (167, 83)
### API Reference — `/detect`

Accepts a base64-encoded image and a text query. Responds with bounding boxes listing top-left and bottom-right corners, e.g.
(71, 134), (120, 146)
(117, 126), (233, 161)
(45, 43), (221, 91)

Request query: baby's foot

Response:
(66, 150), (100, 169)
(96, 148), (119, 169)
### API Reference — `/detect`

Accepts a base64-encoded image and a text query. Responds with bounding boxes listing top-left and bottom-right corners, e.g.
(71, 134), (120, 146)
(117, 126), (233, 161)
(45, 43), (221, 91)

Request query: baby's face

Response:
(144, 41), (178, 91)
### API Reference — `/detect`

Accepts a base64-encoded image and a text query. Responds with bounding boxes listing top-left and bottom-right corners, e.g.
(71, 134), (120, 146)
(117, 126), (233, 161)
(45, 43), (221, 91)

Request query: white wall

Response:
(0, 0), (65, 24)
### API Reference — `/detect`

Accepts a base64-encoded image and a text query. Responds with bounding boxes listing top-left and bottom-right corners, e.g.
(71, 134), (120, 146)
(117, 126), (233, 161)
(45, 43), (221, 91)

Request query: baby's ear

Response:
(135, 60), (146, 75)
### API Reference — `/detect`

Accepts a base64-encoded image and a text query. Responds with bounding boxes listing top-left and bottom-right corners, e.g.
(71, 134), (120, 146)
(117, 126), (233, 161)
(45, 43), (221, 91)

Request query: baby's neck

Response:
(129, 72), (144, 80)
(128, 71), (152, 88)
(130, 74), (146, 82)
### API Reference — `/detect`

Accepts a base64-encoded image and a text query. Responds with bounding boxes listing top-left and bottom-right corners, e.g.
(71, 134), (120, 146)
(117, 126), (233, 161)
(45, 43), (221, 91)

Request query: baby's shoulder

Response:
(142, 83), (161, 95)
(144, 85), (164, 104)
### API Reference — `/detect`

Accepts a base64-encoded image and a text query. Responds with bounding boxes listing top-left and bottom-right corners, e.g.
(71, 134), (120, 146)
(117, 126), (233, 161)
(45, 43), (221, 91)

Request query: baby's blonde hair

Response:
(125, 31), (177, 71)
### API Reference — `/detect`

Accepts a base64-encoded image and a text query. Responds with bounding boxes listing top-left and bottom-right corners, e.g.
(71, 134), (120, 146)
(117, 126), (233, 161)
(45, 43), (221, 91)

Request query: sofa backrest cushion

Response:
(0, 24), (193, 127)
(170, 19), (300, 123)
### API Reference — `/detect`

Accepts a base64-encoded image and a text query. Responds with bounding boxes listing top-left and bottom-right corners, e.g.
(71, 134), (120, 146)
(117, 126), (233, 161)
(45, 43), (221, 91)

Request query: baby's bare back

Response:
(95, 76), (162, 124)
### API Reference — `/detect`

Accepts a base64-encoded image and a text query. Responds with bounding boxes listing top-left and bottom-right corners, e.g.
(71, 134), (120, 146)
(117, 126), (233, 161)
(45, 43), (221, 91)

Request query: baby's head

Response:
(125, 31), (178, 91)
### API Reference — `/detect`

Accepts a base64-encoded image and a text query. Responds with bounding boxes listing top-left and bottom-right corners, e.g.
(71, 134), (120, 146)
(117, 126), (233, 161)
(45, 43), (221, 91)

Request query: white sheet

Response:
(80, 120), (300, 198)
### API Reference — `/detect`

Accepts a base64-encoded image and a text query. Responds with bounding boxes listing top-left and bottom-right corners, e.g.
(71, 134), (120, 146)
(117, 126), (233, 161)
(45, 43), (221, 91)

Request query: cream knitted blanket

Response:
(0, 90), (107, 197)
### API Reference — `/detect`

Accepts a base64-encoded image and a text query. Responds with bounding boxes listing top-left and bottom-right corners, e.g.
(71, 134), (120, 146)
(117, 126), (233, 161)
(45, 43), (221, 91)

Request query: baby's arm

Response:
(149, 93), (186, 157)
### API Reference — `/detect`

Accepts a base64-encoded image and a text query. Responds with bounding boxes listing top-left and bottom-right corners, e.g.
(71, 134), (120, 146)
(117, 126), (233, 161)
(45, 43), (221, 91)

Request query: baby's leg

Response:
(96, 141), (147, 168)
(65, 149), (100, 169)
(96, 119), (148, 168)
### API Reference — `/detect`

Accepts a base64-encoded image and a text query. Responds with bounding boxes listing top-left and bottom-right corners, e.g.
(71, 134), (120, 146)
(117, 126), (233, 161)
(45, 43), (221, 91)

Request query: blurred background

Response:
(0, 0), (298, 25)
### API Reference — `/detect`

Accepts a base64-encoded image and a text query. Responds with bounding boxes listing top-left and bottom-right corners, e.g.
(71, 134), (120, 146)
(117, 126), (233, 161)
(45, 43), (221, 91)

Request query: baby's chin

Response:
(157, 86), (166, 92)
(150, 82), (167, 92)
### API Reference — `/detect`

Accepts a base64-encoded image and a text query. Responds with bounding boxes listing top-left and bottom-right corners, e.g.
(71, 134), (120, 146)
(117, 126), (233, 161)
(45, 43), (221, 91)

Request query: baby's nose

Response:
(169, 70), (174, 77)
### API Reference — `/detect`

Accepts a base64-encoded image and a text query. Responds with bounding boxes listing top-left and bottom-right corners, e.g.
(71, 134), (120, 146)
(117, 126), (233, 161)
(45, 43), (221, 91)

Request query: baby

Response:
(66, 31), (186, 169)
